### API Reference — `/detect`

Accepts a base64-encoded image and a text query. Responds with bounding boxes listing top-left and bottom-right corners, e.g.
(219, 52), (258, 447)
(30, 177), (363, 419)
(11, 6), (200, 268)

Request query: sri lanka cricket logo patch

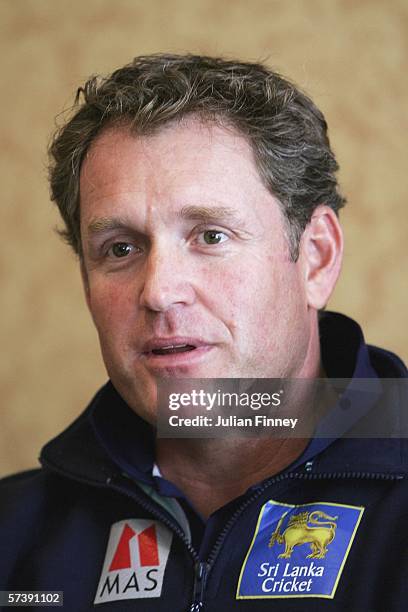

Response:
(237, 500), (364, 599)
(94, 519), (172, 604)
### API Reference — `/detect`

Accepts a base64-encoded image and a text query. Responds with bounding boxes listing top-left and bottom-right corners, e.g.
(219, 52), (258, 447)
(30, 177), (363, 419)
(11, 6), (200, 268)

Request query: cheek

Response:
(87, 278), (135, 338)
(222, 260), (306, 339)
(200, 261), (268, 335)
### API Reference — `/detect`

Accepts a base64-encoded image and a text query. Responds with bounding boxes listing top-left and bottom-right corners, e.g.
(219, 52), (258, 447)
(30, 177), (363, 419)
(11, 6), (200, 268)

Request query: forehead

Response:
(79, 117), (283, 230)
(82, 118), (260, 184)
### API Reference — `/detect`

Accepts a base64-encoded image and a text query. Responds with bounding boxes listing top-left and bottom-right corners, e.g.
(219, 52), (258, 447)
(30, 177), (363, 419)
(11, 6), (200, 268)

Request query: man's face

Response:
(80, 118), (315, 422)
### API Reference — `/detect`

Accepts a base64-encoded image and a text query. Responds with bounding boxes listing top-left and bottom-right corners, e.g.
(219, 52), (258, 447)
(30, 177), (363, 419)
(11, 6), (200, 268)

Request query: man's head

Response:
(49, 54), (344, 422)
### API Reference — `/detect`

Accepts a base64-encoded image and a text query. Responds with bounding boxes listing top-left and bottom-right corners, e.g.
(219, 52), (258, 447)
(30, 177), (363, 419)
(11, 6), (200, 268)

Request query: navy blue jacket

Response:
(1, 313), (407, 611)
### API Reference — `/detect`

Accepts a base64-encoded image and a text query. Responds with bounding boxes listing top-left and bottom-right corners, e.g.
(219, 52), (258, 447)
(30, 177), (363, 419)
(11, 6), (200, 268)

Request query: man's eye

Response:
(201, 230), (228, 245)
(109, 242), (134, 258)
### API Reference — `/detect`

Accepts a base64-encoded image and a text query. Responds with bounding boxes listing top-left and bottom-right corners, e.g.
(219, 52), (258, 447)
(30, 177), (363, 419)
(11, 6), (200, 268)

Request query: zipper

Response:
(190, 561), (210, 612)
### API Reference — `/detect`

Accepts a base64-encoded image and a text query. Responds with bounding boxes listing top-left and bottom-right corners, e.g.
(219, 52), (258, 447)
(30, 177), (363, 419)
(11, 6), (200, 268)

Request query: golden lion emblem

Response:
(269, 510), (338, 559)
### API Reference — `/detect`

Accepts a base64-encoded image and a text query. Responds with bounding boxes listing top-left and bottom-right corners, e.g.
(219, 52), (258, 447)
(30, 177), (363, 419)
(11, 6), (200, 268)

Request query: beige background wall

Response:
(1, 0), (407, 477)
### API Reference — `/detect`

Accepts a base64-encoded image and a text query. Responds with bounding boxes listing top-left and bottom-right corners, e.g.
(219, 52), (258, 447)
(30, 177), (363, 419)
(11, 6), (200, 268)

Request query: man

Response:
(0, 54), (406, 611)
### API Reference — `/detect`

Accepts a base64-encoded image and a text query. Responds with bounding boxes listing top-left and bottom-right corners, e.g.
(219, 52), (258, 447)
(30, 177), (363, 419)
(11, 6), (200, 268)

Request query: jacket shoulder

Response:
(0, 468), (42, 486)
(0, 467), (67, 516)
(368, 344), (408, 377)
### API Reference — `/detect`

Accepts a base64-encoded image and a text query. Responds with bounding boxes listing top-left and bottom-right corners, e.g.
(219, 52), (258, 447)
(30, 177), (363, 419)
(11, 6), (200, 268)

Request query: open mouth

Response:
(151, 344), (196, 355)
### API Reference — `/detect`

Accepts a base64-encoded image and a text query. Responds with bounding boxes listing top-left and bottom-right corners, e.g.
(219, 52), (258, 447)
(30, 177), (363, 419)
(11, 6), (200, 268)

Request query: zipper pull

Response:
(305, 460), (314, 473)
(190, 561), (209, 611)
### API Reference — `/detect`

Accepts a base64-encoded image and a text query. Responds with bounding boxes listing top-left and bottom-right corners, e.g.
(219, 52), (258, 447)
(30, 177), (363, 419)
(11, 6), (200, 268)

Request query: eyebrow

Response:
(178, 205), (242, 224)
(87, 217), (129, 235)
(87, 206), (242, 236)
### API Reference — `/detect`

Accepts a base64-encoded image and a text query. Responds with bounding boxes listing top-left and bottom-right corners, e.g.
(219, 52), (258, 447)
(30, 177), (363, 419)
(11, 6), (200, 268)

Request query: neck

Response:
(156, 436), (309, 518)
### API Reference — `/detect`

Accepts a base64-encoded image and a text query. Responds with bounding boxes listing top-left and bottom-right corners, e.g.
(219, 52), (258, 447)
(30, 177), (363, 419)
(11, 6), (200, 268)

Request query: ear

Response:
(80, 258), (92, 312)
(299, 205), (344, 310)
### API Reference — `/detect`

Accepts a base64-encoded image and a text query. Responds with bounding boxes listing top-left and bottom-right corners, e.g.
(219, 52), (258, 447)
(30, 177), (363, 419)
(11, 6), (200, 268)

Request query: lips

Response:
(142, 337), (204, 355)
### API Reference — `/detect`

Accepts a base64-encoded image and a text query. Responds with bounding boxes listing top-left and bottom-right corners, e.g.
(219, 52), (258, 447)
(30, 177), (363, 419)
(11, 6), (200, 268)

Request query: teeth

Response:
(151, 344), (195, 355)
(162, 344), (187, 350)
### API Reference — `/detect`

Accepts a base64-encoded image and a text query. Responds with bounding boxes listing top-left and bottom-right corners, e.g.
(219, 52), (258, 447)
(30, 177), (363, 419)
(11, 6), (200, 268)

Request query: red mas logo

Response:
(94, 519), (173, 604)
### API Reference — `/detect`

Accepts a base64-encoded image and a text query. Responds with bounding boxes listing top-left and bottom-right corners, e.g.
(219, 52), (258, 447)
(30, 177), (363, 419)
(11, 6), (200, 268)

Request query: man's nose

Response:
(139, 244), (195, 312)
